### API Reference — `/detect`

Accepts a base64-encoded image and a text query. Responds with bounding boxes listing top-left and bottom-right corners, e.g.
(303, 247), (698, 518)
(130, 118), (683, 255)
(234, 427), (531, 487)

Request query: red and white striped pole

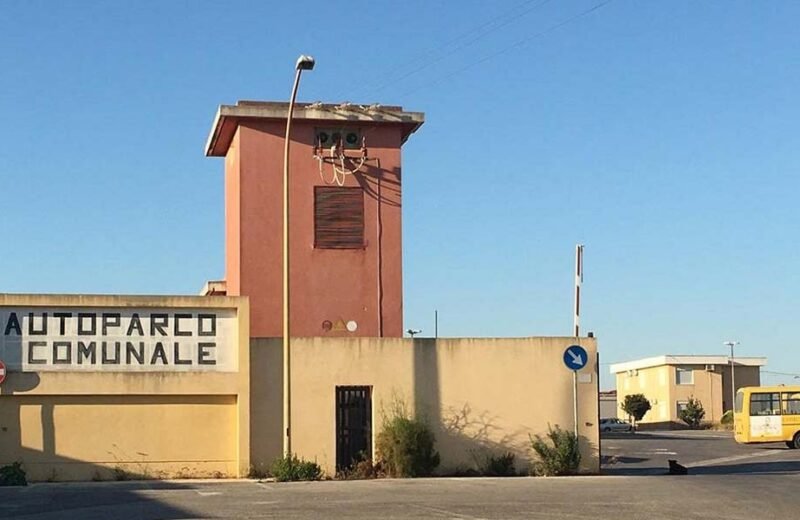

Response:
(574, 244), (584, 337)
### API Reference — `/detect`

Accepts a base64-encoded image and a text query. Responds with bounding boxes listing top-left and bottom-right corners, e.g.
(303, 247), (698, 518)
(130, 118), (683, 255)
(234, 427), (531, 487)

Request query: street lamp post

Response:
(724, 341), (739, 414)
(283, 54), (315, 457)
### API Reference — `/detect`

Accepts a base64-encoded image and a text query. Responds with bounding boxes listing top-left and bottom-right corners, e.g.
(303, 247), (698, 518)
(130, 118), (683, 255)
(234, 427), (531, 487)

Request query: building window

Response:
(675, 367), (694, 385)
(677, 401), (688, 417)
(314, 187), (364, 249)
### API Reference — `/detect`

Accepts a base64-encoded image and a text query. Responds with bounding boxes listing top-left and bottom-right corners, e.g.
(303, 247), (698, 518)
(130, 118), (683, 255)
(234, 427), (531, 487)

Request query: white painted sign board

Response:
(0, 307), (238, 372)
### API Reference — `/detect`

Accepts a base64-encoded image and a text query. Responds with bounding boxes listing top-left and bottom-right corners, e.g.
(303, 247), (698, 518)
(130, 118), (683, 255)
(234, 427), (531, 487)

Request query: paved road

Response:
(2, 475), (800, 520)
(1, 432), (799, 519)
(601, 429), (800, 475)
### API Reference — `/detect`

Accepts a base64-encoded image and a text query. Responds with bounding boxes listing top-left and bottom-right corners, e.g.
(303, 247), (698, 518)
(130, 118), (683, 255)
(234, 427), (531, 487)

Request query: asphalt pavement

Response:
(601, 429), (800, 475)
(1, 431), (798, 519)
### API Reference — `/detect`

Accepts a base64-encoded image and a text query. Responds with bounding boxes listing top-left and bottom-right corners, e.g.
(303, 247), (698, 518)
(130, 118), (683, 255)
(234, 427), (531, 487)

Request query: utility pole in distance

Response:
(724, 340), (740, 413)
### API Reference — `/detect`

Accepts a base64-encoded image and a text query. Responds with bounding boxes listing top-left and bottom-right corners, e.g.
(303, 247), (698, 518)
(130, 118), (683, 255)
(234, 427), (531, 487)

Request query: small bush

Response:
(480, 452), (517, 477)
(113, 466), (130, 481)
(270, 454), (322, 482)
(448, 466), (481, 477)
(0, 462), (27, 487)
(248, 464), (269, 480)
(529, 425), (581, 476)
(679, 397), (706, 429)
(337, 458), (381, 480)
(376, 407), (440, 478)
(721, 410), (734, 425)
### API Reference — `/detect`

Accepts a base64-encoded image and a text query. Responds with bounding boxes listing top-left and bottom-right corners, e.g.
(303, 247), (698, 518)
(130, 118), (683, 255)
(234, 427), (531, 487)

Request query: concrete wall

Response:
(0, 294), (250, 481)
(599, 396), (617, 419)
(225, 120), (405, 338)
(250, 336), (599, 476)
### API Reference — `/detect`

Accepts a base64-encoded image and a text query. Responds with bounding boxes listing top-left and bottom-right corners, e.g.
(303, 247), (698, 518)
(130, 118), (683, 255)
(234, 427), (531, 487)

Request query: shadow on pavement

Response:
(602, 467), (666, 476)
(602, 432), (728, 442)
(604, 459), (800, 477)
(0, 481), (198, 519)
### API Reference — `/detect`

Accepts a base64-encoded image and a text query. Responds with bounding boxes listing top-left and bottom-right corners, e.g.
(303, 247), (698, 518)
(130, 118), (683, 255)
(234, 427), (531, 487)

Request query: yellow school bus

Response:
(734, 386), (800, 448)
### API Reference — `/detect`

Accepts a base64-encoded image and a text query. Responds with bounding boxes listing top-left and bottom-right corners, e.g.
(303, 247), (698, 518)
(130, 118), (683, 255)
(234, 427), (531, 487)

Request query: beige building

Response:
(611, 355), (765, 428)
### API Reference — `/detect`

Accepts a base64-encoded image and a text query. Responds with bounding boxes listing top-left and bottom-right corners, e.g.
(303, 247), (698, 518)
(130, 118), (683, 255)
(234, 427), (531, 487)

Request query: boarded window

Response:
(314, 187), (364, 249)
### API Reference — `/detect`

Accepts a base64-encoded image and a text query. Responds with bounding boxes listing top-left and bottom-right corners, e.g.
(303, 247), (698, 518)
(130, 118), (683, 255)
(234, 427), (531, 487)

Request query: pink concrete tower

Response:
(205, 101), (424, 338)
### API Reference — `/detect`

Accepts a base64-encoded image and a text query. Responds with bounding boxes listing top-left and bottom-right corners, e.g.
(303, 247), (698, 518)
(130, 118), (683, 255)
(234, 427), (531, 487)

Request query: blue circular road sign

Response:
(563, 345), (588, 371)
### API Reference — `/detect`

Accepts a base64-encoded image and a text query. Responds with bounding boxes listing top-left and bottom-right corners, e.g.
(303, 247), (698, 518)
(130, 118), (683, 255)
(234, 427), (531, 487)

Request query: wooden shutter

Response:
(314, 187), (364, 249)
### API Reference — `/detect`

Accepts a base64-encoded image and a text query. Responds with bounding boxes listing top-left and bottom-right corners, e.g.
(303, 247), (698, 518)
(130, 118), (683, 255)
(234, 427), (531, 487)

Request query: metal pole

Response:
(283, 67), (303, 457)
(574, 245), (583, 337)
(573, 370), (579, 438)
(729, 342), (736, 414)
(434, 310), (438, 339)
(724, 341), (739, 413)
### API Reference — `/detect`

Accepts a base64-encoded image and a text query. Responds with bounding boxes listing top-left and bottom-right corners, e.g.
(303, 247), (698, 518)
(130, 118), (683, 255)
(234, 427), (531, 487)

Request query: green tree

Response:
(679, 396), (706, 429)
(620, 394), (652, 428)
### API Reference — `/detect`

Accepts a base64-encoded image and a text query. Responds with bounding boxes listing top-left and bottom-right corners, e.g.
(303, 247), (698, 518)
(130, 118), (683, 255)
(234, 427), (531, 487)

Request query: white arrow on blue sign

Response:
(563, 345), (588, 371)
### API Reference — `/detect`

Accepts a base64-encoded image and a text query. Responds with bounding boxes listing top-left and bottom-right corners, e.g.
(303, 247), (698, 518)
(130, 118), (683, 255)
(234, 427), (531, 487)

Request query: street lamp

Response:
(283, 54), (315, 457)
(724, 341), (739, 414)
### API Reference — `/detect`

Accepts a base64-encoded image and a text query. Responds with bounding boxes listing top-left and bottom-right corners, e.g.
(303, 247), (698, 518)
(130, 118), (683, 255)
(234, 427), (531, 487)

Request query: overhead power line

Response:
(762, 370), (800, 378)
(397, 0), (615, 100)
(334, 0), (553, 101)
(364, 0), (554, 98)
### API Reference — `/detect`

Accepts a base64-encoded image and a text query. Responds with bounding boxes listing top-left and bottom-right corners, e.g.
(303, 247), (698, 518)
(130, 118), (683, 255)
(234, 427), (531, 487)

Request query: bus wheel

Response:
(786, 441), (795, 449)
(793, 433), (800, 449)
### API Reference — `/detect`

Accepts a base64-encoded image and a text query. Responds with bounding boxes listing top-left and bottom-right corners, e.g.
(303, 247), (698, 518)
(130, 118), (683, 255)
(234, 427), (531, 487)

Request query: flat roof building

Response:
(611, 355), (766, 428)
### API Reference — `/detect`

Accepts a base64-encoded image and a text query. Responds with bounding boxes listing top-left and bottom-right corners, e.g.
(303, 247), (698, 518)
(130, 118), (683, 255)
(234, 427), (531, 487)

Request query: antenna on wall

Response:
(574, 244), (584, 337)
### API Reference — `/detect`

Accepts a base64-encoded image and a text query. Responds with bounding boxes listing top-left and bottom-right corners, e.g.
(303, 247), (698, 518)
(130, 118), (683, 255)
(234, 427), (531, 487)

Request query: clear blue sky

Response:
(2, 1), (798, 389)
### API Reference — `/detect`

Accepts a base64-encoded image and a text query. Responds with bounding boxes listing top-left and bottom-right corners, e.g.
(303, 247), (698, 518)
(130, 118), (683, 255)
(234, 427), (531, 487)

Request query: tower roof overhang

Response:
(205, 101), (425, 157)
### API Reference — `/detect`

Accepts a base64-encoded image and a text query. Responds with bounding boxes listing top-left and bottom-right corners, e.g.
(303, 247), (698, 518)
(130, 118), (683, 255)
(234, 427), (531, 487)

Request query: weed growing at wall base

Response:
(0, 462), (27, 486)
(270, 454), (322, 482)
(471, 451), (517, 477)
(529, 425), (581, 476)
(376, 401), (440, 477)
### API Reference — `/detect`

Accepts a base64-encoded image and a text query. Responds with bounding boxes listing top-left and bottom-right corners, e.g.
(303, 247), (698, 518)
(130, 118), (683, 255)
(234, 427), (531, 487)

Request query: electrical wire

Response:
(335, 0), (553, 101)
(315, 148), (369, 186)
(396, 0), (614, 100)
(361, 0), (555, 98)
(763, 370), (800, 378)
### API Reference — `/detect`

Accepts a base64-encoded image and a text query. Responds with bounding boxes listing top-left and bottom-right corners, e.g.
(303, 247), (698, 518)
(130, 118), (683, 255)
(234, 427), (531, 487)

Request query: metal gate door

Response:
(336, 386), (372, 472)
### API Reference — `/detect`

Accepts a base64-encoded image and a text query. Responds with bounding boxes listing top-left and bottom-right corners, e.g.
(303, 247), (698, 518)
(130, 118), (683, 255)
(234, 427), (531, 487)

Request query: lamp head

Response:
(296, 55), (315, 71)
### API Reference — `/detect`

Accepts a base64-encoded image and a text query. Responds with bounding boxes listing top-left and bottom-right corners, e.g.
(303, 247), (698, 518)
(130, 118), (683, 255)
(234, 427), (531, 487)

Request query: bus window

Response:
(750, 392), (781, 416)
(735, 391), (743, 413)
(782, 393), (800, 415)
